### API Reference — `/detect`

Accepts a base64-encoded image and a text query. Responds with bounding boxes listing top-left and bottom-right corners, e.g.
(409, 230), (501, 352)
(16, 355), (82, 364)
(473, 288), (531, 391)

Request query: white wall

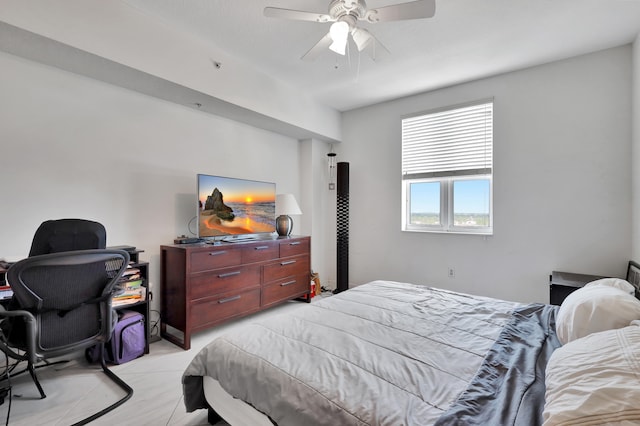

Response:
(337, 46), (633, 304)
(633, 35), (640, 260)
(0, 0), (341, 142)
(299, 139), (333, 287)
(0, 50), (308, 311)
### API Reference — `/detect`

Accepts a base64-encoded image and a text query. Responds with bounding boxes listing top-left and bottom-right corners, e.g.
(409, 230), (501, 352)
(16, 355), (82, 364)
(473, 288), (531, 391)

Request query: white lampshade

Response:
(351, 27), (373, 52)
(275, 194), (302, 216)
(329, 21), (349, 55)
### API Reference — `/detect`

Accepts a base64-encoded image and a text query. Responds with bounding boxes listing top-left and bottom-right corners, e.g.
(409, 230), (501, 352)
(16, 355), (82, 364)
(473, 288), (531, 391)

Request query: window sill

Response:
(403, 228), (493, 236)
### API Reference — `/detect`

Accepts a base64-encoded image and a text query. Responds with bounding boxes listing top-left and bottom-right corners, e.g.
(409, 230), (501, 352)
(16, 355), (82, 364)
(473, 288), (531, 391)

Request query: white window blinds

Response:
(402, 100), (493, 179)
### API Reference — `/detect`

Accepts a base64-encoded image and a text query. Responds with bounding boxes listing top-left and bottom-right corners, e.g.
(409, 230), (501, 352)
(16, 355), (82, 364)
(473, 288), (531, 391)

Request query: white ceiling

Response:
(99, 1), (640, 111)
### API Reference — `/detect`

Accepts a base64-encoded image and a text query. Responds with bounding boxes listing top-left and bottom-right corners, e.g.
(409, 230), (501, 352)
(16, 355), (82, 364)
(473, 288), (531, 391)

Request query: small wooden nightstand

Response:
(549, 271), (607, 305)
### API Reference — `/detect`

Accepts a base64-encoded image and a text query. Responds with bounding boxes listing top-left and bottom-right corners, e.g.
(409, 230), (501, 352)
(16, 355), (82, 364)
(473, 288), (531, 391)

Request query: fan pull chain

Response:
(372, 39), (376, 61)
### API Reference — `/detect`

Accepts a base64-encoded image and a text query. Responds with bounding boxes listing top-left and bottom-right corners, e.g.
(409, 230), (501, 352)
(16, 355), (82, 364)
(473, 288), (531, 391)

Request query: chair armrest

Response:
(0, 308), (37, 322)
(0, 309), (39, 364)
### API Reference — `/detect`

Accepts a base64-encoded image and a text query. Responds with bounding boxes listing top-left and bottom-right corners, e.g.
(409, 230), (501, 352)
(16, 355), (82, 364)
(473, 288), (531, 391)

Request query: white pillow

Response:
(555, 281), (640, 344)
(584, 278), (636, 295)
(544, 322), (640, 425)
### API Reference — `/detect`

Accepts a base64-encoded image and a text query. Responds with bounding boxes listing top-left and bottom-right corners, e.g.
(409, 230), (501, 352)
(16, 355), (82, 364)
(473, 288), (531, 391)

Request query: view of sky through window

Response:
(410, 179), (490, 227)
(411, 180), (489, 213)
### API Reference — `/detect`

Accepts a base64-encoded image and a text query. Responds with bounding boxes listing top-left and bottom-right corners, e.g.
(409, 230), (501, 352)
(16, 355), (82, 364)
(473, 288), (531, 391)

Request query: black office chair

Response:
(0, 249), (133, 425)
(2, 218), (111, 333)
(28, 218), (107, 257)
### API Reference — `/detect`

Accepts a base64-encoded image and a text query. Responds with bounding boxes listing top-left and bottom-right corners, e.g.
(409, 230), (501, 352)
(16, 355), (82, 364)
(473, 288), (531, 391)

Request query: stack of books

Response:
(0, 259), (14, 300)
(0, 284), (12, 301)
(113, 265), (145, 306)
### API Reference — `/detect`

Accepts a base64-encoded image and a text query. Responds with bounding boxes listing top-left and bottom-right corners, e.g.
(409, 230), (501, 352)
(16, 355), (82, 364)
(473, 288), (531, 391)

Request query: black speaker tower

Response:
(335, 162), (349, 294)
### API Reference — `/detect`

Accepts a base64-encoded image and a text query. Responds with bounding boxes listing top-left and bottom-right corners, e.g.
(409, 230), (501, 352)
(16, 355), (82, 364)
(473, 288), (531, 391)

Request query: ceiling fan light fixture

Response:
(265, 0), (437, 60)
(329, 21), (349, 55)
(351, 27), (373, 51)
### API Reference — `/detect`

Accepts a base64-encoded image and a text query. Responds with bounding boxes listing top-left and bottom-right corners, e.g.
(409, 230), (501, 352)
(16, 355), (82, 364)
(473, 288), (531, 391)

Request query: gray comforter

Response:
(183, 280), (540, 425)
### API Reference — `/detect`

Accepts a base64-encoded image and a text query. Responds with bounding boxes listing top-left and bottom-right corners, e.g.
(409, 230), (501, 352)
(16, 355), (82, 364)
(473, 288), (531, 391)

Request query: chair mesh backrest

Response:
(8, 250), (128, 354)
(28, 219), (107, 257)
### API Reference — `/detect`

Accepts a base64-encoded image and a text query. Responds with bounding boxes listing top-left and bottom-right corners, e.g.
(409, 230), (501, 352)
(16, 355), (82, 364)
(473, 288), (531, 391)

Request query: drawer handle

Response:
(280, 260), (296, 266)
(218, 295), (241, 304)
(254, 246), (270, 250)
(209, 251), (227, 256)
(280, 280), (296, 287)
(289, 242), (301, 246)
(218, 271), (241, 278)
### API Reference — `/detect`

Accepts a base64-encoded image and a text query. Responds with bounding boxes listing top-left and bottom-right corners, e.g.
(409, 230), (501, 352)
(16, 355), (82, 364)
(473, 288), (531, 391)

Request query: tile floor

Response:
(0, 299), (310, 425)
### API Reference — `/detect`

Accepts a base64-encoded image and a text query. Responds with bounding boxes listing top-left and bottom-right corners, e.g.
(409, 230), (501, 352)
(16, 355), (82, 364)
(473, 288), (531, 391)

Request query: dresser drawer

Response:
(191, 288), (261, 329)
(190, 248), (242, 273)
(241, 242), (279, 264)
(279, 238), (310, 258)
(190, 265), (260, 300)
(263, 255), (310, 283)
(262, 274), (309, 307)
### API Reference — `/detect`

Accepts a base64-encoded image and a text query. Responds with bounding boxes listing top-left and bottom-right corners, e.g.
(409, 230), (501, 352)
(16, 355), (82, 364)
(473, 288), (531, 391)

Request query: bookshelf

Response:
(0, 264), (9, 301)
(110, 248), (151, 354)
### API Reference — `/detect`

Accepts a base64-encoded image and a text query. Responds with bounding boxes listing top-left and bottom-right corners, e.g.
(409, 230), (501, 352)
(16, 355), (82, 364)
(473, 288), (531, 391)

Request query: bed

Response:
(183, 279), (640, 426)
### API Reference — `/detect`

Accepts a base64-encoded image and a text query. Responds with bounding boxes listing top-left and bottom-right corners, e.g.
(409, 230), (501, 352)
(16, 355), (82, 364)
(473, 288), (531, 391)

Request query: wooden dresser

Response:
(160, 235), (310, 349)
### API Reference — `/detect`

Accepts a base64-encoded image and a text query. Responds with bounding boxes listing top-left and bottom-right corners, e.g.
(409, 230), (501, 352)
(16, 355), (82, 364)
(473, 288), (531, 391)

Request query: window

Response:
(402, 100), (493, 234)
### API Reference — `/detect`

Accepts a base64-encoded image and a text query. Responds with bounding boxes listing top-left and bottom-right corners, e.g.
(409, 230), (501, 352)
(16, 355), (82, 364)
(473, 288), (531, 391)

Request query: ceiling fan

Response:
(264, 0), (436, 61)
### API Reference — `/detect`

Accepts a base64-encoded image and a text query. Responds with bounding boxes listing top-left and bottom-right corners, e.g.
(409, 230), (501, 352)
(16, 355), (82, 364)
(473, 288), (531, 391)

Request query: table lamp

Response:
(275, 194), (302, 236)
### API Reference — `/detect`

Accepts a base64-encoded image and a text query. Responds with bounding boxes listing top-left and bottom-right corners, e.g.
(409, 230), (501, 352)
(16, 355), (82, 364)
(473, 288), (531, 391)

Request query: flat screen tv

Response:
(197, 174), (276, 241)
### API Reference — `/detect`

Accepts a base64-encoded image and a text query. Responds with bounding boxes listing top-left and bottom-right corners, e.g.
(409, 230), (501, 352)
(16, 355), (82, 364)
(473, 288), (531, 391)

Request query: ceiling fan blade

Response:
(365, 0), (436, 23)
(301, 32), (333, 61)
(264, 7), (332, 23)
(351, 27), (374, 52)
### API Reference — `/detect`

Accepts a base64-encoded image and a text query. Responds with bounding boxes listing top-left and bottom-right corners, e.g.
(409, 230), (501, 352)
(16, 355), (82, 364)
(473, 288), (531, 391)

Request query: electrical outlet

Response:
(448, 268), (455, 278)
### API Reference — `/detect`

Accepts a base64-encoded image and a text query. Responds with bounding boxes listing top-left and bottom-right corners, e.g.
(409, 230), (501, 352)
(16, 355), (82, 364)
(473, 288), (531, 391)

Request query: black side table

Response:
(549, 271), (607, 305)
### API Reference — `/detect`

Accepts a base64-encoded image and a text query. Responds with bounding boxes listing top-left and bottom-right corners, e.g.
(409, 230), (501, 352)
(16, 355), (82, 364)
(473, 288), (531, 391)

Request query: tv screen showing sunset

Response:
(197, 174), (276, 238)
